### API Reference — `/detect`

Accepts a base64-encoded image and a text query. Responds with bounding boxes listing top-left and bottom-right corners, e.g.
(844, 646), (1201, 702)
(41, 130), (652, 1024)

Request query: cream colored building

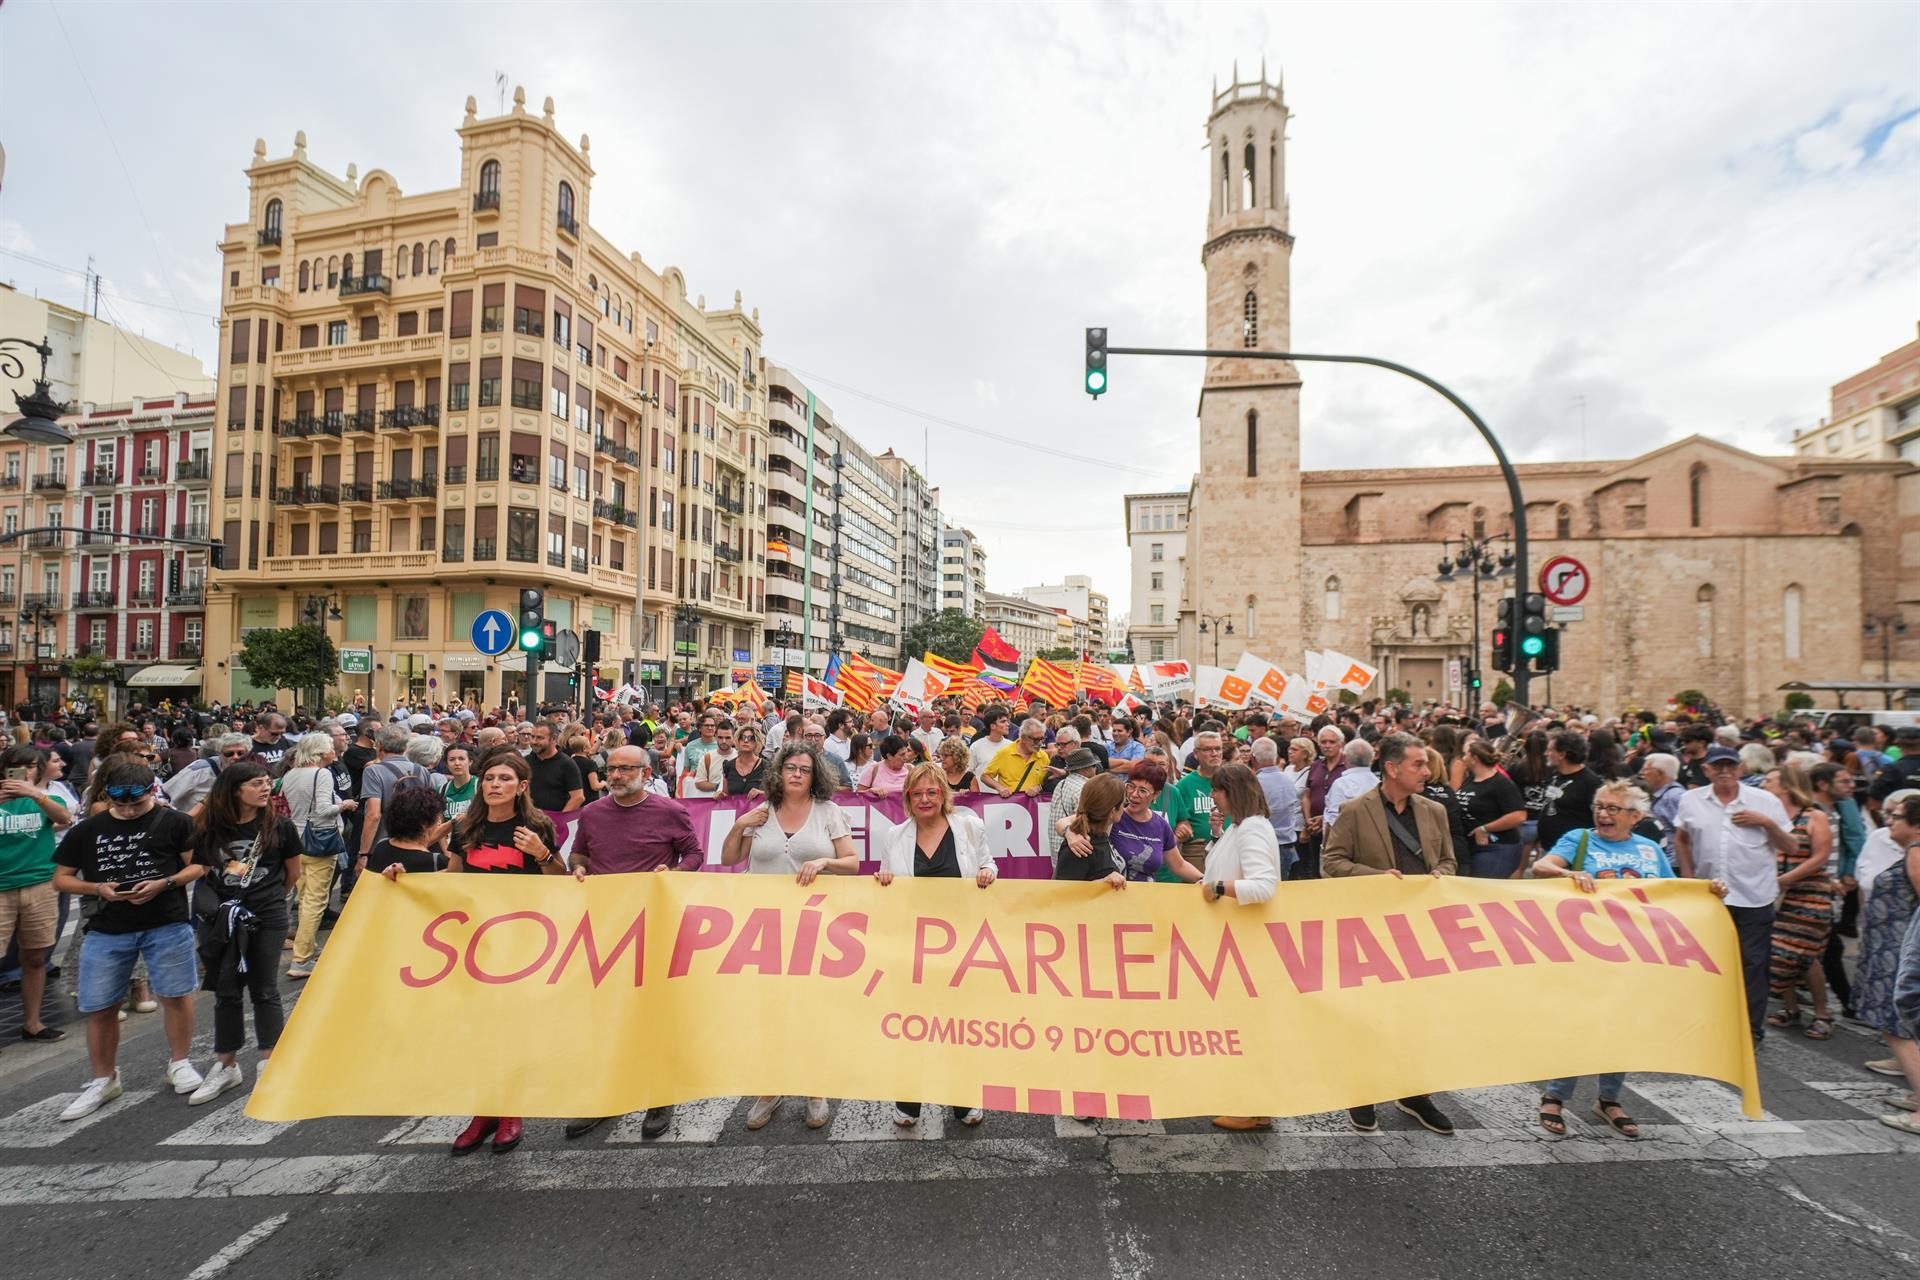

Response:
(1792, 326), (1920, 462)
(0, 285), (213, 407)
(983, 591), (1053, 659)
(1014, 575), (1106, 656)
(205, 91), (767, 708)
(940, 523), (987, 617)
(1169, 69), (1915, 716)
(876, 450), (942, 639)
(1123, 490), (1187, 662)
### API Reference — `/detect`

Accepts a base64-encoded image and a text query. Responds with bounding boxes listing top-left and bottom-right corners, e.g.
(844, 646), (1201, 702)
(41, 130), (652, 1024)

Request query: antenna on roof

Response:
(495, 71), (508, 116)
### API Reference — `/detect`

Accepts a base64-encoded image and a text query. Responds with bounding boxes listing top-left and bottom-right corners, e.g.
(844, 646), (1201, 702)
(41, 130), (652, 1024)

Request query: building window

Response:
(1150, 572), (1163, 591)
(1697, 585), (1714, 658)
(297, 261), (309, 292)
(1783, 583), (1802, 660)
(1471, 507), (1486, 541)
(1246, 409), (1257, 477)
(1243, 291), (1257, 347)
(478, 160), (500, 202)
(263, 198), (281, 237)
(557, 181), (576, 233)
(1689, 463), (1706, 528)
(1556, 504), (1572, 539)
(1150, 639), (1166, 660)
(1324, 575), (1341, 621)
(1149, 604), (1164, 624)
(1150, 542), (1163, 562)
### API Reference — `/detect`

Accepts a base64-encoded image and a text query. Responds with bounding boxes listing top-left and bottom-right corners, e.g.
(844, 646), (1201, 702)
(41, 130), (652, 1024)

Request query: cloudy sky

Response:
(3, 1), (1915, 619)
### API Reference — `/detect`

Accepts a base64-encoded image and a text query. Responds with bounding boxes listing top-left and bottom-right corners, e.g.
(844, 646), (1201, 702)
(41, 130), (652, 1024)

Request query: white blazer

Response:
(1205, 814), (1281, 905)
(876, 810), (998, 882)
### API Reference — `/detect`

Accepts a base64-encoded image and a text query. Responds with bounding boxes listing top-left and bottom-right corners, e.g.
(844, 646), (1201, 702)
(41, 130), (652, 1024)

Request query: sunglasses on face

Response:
(104, 784), (147, 801)
(221, 750), (250, 759)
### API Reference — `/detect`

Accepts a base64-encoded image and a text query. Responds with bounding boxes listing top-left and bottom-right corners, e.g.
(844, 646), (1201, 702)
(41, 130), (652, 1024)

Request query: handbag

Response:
(300, 768), (346, 859)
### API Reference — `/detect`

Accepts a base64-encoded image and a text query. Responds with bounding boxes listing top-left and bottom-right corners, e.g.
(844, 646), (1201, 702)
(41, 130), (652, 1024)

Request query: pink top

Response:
(859, 758), (910, 797)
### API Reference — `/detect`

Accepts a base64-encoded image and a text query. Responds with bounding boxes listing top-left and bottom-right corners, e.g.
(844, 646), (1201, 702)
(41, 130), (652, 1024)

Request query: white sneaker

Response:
(805, 1097), (830, 1129)
(892, 1107), (917, 1128)
(164, 1059), (205, 1095)
(189, 1061), (244, 1106)
(59, 1074), (123, 1121)
(960, 1107), (984, 1127)
(745, 1096), (781, 1130)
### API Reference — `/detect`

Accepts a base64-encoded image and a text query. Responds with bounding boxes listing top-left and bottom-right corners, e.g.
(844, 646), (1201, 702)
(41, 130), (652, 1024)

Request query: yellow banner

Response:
(249, 874), (1760, 1122)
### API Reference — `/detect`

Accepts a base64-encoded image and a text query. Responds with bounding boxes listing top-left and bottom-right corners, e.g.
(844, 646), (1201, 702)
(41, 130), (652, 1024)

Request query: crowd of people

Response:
(2, 690), (1918, 1148)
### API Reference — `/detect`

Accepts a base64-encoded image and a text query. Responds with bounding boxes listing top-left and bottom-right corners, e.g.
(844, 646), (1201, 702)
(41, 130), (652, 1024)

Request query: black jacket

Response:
(197, 899), (259, 996)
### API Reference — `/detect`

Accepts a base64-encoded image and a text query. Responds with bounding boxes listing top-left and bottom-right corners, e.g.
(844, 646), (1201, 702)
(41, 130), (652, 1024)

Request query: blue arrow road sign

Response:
(471, 609), (514, 656)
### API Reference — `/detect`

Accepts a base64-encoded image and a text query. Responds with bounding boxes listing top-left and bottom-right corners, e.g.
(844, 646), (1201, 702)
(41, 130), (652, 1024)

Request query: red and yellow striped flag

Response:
(1127, 666), (1147, 695)
(1021, 656), (1076, 706)
(784, 670), (805, 697)
(1079, 663), (1121, 695)
(924, 651), (981, 686)
(843, 652), (901, 698)
(838, 670), (879, 714)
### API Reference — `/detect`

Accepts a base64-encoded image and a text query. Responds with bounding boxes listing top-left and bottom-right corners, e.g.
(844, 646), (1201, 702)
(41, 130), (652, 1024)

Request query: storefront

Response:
(126, 663), (205, 710)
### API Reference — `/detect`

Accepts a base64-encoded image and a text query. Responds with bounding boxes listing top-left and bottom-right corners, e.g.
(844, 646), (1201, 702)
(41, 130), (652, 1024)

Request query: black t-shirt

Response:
(1677, 756), (1709, 790)
(527, 751), (583, 811)
(1537, 768), (1604, 849)
(1423, 781), (1474, 866)
(342, 743), (377, 796)
(914, 827), (962, 879)
(1454, 770), (1526, 846)
(57, 807), (198, 934)
(366, 838), (440, 875)
(197, 815), (302, 923)
(250, 735), (292, 768)
(724, 756), (767, 796)
(453, 815), (551, 874)
(1054, 830), (1123, 882)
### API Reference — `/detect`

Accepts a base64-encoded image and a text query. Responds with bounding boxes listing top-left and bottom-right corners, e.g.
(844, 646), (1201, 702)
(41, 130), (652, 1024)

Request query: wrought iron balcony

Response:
(547, 549), (566, 569)
(172, 642), (202, 659)
(341, 482), (373, 503)
(31, 473), (68, 492)
(377, 478), (438, 500)
(274, 483), (340, 506)
(473, 538), (497, 560)
(24, 532), (63, 549)
(20, 592), (61, 611)
(445, 464), (467, 486)
(257, 227), (282, 247)
(716, 544), (743, 563)
(276, 416), (342, 440)
(339, 273), (391, 298)
(130, 523), (162, 539)
(166, 587), (204, 607)
(381, 406), (435, 430)
(475, 463), (500, 483)
(342, 410), (377, 433)
(508, 461), (539, 485)
(72, 591), (116, 610)
(0, 590), (12, 606)
(0, 473), (19, 491)
(174, 459), (211, 482)
(130, 588), (160, 606)
(442, 544), (465, 562)
(570, 550), (588, 574)
(557, 211), (579, 237)
(473, 190), (501, 212)
(80, 466), (118, 488)
(136, 467), (163, 484)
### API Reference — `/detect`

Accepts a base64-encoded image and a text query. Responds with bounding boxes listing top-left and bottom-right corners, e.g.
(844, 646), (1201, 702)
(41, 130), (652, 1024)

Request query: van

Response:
(1805, 709), (1920, 738)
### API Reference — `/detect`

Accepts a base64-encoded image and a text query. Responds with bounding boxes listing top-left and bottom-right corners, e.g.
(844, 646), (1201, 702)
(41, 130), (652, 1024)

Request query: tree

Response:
(1783, 691), (1814, 712)
(1036, 646), (1079, 662)
(898, 609), (985, 664)
(237, 623), (339, 713)
(1386, 687), (1411, 704)
(1491, 678), (1514, 708)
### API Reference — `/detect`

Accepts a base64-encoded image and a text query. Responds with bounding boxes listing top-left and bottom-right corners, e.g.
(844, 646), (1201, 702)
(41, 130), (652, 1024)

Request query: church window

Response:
(1696, 585), (1714, 658)
(1689, 463), (1706, 528)
(1242, 143), (1256, 209)
(1556, 504), (1572, 539)
(1220, 149), (1230, 212)
(1471, 506), (1486, 541)
(1783, 584), (1802, 660)
(1246, 594), (1257, 637)
(1270, 142), (1279, 208)
(1243, 291), (1258, 348)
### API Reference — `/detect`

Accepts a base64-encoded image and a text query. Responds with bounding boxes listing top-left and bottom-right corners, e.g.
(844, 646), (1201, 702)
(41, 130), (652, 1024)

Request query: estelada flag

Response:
(739, 679), (768, 712)
(839, 670), (878, 714)
(1021, 656), (1076, 706)
(843, 652), (902, 697)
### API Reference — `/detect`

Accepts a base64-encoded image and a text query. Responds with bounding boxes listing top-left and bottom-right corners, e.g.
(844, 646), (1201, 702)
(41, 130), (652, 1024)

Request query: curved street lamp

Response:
(1, 336), (72, 445)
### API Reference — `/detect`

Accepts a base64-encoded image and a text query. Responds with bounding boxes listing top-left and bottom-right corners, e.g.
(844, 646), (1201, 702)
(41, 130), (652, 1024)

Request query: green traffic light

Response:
(1086, 369), (1107, 395)
(520, 629), (542, 651)
(1520, 635), (1545, 657)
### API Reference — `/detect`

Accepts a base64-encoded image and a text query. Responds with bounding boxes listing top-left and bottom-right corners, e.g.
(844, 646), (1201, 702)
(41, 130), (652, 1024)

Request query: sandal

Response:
(1538, 1098), (1567, 1136)
(1766, 1009), (1801, 1029)
(1804, 1017), (1832, 1041)
(1593, 1099), (1639, 1138)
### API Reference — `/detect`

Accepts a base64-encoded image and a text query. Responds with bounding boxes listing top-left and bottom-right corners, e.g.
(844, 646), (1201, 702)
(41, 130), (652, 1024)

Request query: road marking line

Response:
(606, 1097), (737, 1143)
(1447, 1084), (1556, 1134)
(1625, 1078), (1798, 1132)
(0, 1090), (158, 1148)
(1803, 1080), (1912, 1119)
(829, 1099), (945, 1141)
(1054, 1116), (1167, 1139)
(0, 1118), (1908, 1205)
(160, 1094), (296, 1147)
(377, 1116), (465, 1146)
(184, 1211), (291, 1279)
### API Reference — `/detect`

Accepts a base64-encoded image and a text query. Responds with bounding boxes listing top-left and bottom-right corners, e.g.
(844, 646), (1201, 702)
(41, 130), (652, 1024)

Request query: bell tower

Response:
(1185, 64), (1301, 670)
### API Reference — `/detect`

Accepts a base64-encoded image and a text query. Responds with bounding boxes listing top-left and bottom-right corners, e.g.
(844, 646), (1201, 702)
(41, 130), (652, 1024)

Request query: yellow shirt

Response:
(983, 742), (1050, 795)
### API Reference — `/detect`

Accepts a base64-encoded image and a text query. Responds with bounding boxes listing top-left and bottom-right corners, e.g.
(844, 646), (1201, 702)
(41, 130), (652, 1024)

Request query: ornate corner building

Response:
(207, 89), (768, 709)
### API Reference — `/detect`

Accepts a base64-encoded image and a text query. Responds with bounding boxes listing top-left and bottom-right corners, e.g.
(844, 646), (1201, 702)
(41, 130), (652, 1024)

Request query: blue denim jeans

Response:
(1541, 1072), (1628, 1102)
(77, 922), (197, 1013)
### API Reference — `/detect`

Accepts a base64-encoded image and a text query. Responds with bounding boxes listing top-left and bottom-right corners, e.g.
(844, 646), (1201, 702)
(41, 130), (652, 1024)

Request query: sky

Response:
(2, 1), (1915, 622)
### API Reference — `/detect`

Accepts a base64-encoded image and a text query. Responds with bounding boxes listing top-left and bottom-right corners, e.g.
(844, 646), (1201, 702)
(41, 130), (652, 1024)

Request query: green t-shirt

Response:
(442, 777), (478, 822)
(1164, 770), (1233, 840)
(0, 793), (64, 891)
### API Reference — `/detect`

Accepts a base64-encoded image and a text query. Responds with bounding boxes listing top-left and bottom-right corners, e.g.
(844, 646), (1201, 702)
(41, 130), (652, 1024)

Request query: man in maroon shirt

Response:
(1297, 723), (1348, 881)
(563, 746), (703, 1141)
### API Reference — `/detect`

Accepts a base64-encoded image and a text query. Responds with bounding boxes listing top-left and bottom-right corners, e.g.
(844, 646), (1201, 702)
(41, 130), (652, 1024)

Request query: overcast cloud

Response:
(2, 1), (1914, 619)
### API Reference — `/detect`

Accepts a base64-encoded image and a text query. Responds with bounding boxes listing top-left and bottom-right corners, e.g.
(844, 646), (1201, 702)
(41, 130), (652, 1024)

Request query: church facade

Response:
(1169, 70), (1912, 717)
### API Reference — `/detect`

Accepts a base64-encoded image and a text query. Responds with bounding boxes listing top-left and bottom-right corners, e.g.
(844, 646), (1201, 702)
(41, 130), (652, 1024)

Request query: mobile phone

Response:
(4, 767), (26, 782)
(113, 881), (142, 894)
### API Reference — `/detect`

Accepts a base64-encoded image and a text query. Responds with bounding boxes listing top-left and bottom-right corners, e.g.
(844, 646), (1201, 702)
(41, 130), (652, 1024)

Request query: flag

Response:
(975, 626), (1020, 667)
(1233, 652), (1288, 707)
(898, 658), (948, 704)
(766, 538), (791, 559)
(1322, 648), (1379, 693)
(1145, 660), (1194, 698)
(1127, 666), (1147, 695)
(975, 667), (1016, 694)
(839, 670), (879, 714)
(1021, 656), (1076, 706)
(843, 652), (900, 697)
(784, 670), (806, 697)
(1079, 663), (1121, 696)
(739, 679), (768, 712)
(923, 651), (981, 686)
(822, 652), (844, 688)
(1195, 665), (1252, 710)
(1011, 689), (1030, 714)
(802, 676), (842, 710)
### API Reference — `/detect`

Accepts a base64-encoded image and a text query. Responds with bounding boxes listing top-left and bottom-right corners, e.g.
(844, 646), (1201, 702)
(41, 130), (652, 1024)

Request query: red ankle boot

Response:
(451, 1116), (497, 1156)
(492, 1117), (523, 1153)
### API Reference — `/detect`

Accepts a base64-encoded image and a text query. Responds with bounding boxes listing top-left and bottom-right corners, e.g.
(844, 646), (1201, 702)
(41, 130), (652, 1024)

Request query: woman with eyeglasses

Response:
(1530, 780), (1729, 1137)
(724, 726), (768, 797)
(719, 741), (856, 1132)
(187, 761), (302, 1105)
(1108, 761), (1200, 883)
(446, 751), (564, 1156)
(856, 734), (914, 799)
(162, 733), (254, 820)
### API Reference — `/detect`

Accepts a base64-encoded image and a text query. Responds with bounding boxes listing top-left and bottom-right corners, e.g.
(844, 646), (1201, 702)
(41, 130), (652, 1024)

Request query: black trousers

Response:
(1727, 903), (1776, 1039)
(214, 920), (288, 1055)
(1288, 833), (1323, 881)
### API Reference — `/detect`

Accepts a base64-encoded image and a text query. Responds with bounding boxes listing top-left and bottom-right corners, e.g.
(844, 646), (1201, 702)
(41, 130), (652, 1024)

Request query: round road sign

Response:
(1540, 555), (1590, 606)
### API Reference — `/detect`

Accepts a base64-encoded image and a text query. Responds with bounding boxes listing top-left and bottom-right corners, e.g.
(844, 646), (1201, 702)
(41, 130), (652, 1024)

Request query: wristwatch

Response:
(1213, 881), (1226, 899)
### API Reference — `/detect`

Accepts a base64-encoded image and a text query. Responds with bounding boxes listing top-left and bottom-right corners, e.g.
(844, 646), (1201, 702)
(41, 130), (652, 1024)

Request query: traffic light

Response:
(1532, 625), (1561, 675)
(1085, 327), (1108, 398)
(1519, 592), (1549, 661)
(582, 629), (601, 666)
(539, 619), (558, 664)
(1468, 668), (1483, 692)
(1491, 596), (1516, 673)
(518, 588), (545, 653)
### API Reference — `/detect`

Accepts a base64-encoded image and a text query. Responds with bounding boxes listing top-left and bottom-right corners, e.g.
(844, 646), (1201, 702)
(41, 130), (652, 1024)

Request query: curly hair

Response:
(765, 742), (834, 805)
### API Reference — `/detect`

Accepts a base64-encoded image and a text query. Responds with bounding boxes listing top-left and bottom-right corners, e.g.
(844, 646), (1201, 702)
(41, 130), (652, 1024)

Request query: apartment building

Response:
(1122, 491), (1187, 662)
(875, 449), (941, 640)
(939, 524), (987, 618)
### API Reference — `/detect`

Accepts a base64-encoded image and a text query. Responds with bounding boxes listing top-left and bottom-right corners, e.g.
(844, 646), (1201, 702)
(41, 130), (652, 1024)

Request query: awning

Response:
(127, 663), (203, 688)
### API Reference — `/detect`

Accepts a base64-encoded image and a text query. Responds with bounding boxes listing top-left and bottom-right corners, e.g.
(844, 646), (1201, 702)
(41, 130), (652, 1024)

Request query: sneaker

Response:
(1348, 1105), (1379, 1133)
(164, 1059), (205, 1096)
(286, 963), (314, 980)
(1211, 1115), (1273, 1131)
(805, 1097), (830, 1129)
(1879, 1111), (1920, 1136)
(959, 1107), (984, 1127)
(639, 1105), (673, 1139)
(1866, 1058), (1905, 1077)
(59, 1073), (123, 1122)
(1397, 1096), (1455, 1135)
(563, 1116), (609, 1139)
(189, 1061), (244, 1106)
(892, 1107), (918, 1128)
(745, 1096), (782, 1130)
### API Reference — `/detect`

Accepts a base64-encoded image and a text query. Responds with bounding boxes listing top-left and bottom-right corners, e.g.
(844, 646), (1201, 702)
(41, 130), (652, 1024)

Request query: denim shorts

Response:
(77, 922), (198, 1013)
(1518, 820), (1539, 846)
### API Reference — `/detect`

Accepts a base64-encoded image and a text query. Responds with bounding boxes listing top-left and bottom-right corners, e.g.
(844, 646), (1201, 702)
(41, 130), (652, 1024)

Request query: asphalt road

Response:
(1, 972), (1915, 1280)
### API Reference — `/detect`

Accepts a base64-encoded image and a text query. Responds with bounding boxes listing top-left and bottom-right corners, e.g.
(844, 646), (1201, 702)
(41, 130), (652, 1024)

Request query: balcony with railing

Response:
(473, 538), (497, 560)
(276, 415), (343, 440)
(130, 522), (162, 539)
(175, 459), (211, 483)
(571, 549), (588, 575)
(135, 466), (164, 484)
(0, 590), (13, 606)
(341, 482), (373, 504)
(173, 642), (201, 660)
(442, 543), (465, 563)
(339, 273), (391, 298)
(130, 586), (160, 606)
(166, 586), (205, 607)
(377, 477), (438, 500)
(508, 460), (539, 486)
(547, 549), (566, 569)
(716, 544), (743, 563)
(275, 483), (340, 506)
(31, 472), (68, 492)
(0, 472), (20, 491)
(342, 410), (376, 433)
(20, 592), (61, 611)
(24, 531), (64, 549)
(381, 405), (439, 430)
(444, 464), (467, 486)
(72, 590), (116, 610)
(473, 190), (501, 212)
(475, 463), (500, 483)
(557, 211), (579, 237)
(257, 227), (282, 247)
(594, 437), (642, 468)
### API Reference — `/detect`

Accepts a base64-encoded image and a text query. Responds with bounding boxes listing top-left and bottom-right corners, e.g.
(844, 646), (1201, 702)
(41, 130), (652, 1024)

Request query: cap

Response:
(337, 712), (359, 728)
(1895, 725), (1920, 743)
(1064, 748), (1099, 773)
(1703, 745), (1742, 765)
(408, 713), (433, 729)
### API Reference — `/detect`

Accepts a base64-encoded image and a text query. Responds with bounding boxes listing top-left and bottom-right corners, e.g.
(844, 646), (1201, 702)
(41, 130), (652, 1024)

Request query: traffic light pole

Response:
(1103, 344), (1532, 708)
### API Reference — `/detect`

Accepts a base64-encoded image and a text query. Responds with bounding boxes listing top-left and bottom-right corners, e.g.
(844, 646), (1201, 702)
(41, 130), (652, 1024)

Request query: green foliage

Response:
(1492, 678), (1514, 708)
(1782, 691), (1815, 712)
(65, 654), (116, 681)
(237, 624), (339, 711)
(1337, 689), (1360, 705)
(1036, 646), (1079, 662)
(898, 609), (986, 664)
(1386, 687), (1411, 704)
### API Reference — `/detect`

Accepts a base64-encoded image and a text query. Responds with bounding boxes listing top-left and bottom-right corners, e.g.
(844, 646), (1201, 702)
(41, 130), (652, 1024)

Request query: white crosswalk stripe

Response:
(159, 1094), (296, 1147)
(0, 1090), (158, 1148)
(606, 1097), (738, 1143)
(378, 1116), (467, 1146)
(1624, 1077), (1798, 1133)
(1447, 1083), (1560, 1134)
(1055, 1116), (1167, 1139)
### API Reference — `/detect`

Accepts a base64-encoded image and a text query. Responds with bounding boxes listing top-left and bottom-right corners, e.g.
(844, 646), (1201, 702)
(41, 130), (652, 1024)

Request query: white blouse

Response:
(1203, 814), (1281, 905)
(743, 800), (852, 875)
(875, 810), (998, 881)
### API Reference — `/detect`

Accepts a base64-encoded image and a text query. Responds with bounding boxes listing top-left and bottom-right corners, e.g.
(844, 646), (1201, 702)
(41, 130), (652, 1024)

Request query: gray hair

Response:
(1596, 780), (1650, 816)
(286, 732), (335, 770)
(1642, 752), (1679, 780)
(1713, 725), (1742, 747)
(1053, 726), (1081, 748)
(1316, 724), (1347, 743)
(1785, 749), (1824, 772)
(1342, 737), (1375, 768)
(1251, 736), (1280, 766)
(1738, 743), (1776, 776)
(376, 724), (412, 754)
(404, 735), (444, 768)
(1019, 718), (1046, 737)
(211, 732), (250, 756)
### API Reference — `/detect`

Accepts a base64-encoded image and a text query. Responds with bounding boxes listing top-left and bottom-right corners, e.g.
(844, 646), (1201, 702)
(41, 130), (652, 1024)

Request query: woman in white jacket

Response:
(1198, 763), (1282, 1133)
(875, 762), (996, 1129)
